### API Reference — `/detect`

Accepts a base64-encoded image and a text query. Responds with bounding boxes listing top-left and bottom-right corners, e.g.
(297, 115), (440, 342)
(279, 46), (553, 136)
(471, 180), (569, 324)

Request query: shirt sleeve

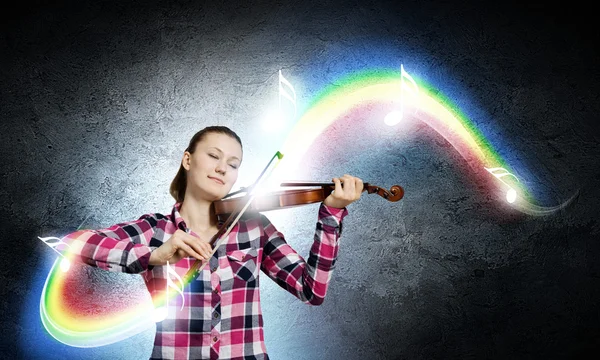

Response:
(59, 214), (157, 274)
(260, 202), (348, 305)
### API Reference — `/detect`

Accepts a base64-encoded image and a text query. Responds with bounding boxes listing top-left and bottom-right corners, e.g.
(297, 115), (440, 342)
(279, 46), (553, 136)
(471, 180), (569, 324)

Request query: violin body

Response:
(213, 188), (333, 222)
(213, 182), (404, 222)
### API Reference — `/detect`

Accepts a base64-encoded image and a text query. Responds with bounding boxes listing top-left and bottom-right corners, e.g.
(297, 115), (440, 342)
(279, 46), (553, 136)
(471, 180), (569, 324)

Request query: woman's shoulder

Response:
(135, 211), (170, 227)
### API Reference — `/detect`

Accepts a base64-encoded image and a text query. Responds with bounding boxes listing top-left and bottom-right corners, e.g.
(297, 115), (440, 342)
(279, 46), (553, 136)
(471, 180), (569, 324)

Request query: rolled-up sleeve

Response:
(260, 203), (348, 305)
(60, 214), (157, 273)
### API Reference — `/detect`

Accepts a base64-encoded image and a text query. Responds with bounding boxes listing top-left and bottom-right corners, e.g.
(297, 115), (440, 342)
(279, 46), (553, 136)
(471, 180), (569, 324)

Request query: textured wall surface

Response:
(1, 0), (599, 359)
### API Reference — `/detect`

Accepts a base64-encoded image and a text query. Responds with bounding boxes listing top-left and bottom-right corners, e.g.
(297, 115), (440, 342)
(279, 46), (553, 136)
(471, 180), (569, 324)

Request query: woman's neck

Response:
(179, 194), (218, 233)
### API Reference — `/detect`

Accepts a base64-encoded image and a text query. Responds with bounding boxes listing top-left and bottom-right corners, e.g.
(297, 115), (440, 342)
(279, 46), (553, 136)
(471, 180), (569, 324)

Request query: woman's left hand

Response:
(323, 174), (364, 209)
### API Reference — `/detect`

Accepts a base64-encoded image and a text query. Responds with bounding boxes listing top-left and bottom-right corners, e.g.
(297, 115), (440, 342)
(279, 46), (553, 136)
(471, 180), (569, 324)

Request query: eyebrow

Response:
(208, 147), (242, 162)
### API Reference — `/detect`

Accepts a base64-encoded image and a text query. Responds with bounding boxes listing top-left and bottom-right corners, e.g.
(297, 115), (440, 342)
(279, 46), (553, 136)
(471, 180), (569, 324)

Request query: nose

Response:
(215, 160), (227, 174)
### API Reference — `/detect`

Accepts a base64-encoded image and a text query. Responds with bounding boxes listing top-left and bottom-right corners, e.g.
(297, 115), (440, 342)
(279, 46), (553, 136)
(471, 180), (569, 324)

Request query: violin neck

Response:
(280, 181), (333, 187)
(280, 181), (371, 188)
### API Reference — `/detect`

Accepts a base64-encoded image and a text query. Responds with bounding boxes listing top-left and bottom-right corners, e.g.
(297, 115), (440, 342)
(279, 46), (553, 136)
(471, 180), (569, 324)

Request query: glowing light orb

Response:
(506, 188), (517, 203)
(59, 258), (71, 272)
(384, 110), (403, 126)
(262, 109), (285, 133)
(153, 306), (167, 323)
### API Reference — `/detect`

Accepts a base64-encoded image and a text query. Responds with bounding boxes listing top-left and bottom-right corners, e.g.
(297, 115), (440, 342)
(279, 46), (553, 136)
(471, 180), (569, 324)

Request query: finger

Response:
(198, 242), (214, 260)
(175, 229), (188, 237)
(354, 177), (364, 198)
(179, 243), (205, 261)
(176, 232), (206, 260)
(189, 235), (214, 260)
(180, 235), (212, 260)
(332, 177), (342, 196)
(341, 174), (355, 197)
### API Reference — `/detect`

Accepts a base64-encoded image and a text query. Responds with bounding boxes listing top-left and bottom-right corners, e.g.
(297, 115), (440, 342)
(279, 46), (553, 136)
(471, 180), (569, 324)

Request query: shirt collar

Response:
(171, 202), (226, 232)
(171, 202), (189, 232)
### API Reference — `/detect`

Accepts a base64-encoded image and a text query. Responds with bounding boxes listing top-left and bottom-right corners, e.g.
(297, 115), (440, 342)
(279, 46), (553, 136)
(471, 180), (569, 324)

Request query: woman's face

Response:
(183, 132), (243, 201)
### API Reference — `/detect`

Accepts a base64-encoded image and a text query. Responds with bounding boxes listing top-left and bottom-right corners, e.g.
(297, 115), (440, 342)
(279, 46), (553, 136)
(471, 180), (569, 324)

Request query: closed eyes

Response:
(209, 153), (238, 169)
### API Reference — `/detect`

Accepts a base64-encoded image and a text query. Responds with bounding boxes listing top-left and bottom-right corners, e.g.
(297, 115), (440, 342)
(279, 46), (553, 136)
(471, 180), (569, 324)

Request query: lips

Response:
(208, 176), (225, 185)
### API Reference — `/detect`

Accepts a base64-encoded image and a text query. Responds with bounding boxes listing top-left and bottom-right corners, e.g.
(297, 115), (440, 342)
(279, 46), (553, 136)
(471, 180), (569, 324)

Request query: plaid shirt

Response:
(62, 202), (348, 360)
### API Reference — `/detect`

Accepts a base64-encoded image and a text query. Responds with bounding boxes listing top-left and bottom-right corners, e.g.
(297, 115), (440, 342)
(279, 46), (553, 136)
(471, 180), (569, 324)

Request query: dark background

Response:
(1, 0), (599, 359)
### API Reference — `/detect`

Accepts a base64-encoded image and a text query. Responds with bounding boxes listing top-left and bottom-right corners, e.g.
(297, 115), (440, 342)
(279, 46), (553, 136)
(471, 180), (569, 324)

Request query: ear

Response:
(182, 151), (191, 171)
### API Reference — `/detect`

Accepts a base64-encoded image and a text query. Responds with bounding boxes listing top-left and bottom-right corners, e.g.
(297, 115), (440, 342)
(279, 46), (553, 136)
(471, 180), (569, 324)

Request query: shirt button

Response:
(214, 313), (220, 319)
(213, 288), (219, 294)
(211, 267), (217, 272)
(213, 336), (218, 342)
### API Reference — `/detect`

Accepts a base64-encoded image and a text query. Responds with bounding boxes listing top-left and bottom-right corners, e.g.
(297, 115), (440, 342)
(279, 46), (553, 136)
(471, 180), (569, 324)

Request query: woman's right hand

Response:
(149, 229), (213, 266)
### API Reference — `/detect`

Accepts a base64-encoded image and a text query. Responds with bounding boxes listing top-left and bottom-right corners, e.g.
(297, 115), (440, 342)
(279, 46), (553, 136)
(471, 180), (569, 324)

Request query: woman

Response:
(62, 126), (363, 360)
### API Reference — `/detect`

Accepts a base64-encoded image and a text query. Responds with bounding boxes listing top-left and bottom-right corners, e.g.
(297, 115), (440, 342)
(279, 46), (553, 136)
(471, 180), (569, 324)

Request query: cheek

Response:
(188, 167), (205, 182)
(227, 170), (239, 183)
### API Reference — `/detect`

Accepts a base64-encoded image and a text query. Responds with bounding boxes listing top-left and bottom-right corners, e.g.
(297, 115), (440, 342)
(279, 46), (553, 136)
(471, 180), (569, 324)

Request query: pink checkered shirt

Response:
(62, 202), (348, 360)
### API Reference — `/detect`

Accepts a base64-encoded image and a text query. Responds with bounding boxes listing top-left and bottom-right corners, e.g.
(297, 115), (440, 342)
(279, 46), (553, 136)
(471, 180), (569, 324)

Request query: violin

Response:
(183, 180), (404, 282)
(212, 181), (404, 223)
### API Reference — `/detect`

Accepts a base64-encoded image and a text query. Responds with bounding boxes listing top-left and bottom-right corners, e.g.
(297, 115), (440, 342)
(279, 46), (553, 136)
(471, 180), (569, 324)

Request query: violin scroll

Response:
(364, 184), (404, 202)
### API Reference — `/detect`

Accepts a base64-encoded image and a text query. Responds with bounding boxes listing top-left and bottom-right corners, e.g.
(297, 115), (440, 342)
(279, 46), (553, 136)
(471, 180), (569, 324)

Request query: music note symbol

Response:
(38, 236), (73, 272)
(279, 69), (297, 118)
(385, 64), (419, 126)
(484, 167), (520, 203)
(155, 261), (185, 322)
(166, 261), (185, 311)
(265, 70), (297, 132)
(38, 236), (72, 255)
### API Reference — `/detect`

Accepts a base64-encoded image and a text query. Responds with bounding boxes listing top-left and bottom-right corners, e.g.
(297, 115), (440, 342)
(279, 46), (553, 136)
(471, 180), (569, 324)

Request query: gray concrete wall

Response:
(1, 0), (599, 359)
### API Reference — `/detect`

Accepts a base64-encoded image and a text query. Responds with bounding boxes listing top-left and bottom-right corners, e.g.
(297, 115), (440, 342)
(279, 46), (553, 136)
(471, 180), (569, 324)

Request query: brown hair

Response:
(170, 126), (242, 203)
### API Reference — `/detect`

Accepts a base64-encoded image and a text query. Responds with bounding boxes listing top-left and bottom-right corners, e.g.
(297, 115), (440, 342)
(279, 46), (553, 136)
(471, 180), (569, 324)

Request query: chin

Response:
(204, 189), (226, 201)
(189, 182), (228, 202)
(208, 185), (232, 201)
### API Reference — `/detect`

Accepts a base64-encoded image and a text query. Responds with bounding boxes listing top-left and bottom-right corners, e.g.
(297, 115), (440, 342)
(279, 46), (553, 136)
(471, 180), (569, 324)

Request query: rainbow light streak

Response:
(40, 67), (577, 348)
(40, 252), (155, 347)
(275, 68), (576, 215)
(41, 245), (217, 347)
